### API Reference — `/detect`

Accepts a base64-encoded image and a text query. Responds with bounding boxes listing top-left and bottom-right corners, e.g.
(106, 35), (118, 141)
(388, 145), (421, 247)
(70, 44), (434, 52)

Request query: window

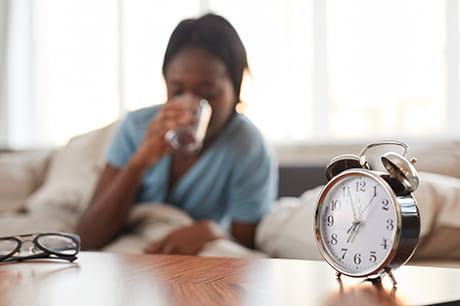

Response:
(2, 0), (458, 148)
(327, 0), (446, 140)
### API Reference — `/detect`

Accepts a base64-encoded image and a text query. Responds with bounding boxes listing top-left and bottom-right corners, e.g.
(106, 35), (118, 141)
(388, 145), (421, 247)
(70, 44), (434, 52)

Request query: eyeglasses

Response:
(0, 232), (80, 263)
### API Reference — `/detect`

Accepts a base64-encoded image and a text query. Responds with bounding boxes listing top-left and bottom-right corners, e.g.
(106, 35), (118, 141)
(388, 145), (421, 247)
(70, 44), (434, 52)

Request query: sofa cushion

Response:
(412, 142), (460, 179)
(0, 151), (52, 212)
(0, 212), (74, 236)
(25, 122), (118, 222)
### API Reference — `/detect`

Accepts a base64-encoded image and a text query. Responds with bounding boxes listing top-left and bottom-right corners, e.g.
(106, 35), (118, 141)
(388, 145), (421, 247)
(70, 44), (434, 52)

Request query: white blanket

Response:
(102, 203), (267, 258)
(0, 203), (266, 258)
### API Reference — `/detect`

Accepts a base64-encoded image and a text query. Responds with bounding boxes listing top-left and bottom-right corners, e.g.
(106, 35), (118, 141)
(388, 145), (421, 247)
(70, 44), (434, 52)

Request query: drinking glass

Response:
(165, 98), (212, 153)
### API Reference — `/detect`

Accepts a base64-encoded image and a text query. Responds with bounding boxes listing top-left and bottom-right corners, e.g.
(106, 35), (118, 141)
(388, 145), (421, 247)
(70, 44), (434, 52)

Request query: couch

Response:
(2, 122), (460, 264)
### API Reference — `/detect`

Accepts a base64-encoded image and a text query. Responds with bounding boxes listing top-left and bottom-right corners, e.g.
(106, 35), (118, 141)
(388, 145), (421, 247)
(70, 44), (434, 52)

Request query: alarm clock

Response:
(314, 141), (420, 286)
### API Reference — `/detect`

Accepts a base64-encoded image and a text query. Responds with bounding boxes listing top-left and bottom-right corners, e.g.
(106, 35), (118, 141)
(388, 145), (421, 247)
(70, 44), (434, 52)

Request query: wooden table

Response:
(1, 251), (459, 306)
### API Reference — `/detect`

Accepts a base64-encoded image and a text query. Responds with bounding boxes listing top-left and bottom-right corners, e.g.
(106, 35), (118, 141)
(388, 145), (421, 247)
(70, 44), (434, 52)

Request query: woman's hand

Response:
(143, 221), (224, 255)
(131, 101), (191, 168)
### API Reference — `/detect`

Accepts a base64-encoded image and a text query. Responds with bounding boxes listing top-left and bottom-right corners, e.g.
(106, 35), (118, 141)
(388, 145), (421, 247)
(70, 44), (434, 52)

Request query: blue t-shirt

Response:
(106, 105), (278, 225)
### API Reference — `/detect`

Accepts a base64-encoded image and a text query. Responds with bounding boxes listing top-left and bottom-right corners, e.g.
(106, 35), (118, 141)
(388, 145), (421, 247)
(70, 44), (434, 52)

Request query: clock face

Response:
(316, 170), (399, 276)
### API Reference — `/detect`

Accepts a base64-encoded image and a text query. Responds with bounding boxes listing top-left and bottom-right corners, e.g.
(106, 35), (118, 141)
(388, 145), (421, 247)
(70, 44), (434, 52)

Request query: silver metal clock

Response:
(314, 141), (420, 285)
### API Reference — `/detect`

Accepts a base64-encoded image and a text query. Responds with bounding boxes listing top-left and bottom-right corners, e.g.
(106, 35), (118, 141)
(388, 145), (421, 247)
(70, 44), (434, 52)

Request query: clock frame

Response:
(314, 141), (421, 285)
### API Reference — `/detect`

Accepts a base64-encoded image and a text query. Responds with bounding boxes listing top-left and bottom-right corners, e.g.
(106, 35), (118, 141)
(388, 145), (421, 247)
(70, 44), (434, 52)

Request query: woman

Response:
(76, 13), (277, 255)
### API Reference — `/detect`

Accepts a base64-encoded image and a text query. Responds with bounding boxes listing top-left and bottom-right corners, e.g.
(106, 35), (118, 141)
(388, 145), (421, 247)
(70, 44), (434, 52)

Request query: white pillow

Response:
(256, 187), (324, 260)
(0, 151), (51, 212)
(25, 122), (118, 221)
(412, 142), (460, 179)
(412, 172), (460, 260)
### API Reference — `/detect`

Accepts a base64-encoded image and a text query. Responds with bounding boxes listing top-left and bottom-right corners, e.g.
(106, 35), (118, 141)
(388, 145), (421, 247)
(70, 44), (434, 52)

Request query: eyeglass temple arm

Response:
(1, 252), (78, 263)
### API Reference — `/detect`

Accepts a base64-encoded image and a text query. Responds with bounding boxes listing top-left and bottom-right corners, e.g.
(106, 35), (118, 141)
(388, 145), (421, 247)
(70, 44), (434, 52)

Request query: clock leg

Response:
(387, 270), (398, 288)
(366, 275), (382, 285)
(335, 273), (344, 293)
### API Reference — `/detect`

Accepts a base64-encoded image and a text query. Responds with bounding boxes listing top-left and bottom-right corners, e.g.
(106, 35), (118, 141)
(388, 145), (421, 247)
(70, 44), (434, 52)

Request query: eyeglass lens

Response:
(0, 239), (18, 257)
(37, 234), (78, 255)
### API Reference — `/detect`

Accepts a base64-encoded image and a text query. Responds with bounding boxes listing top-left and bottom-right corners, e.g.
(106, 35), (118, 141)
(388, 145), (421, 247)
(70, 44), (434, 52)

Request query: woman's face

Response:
(164, 47), (236, 141)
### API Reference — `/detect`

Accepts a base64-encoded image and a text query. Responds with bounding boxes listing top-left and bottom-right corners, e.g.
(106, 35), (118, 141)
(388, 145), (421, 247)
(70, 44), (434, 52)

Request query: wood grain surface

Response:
(0, 252), (460, 306)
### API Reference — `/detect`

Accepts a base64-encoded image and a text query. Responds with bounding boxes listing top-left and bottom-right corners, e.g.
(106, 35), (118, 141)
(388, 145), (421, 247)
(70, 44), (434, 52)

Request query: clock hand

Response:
(346, 223), (356, 235)
(346, 220), (362, 243)
(348, 222), (362, 244)
(346, 218), (361, 235)
(358, 194), (377, 219)
(346, 224), (356, 243)
(348, 188), (359, 221)
(347, 196), (375, 244)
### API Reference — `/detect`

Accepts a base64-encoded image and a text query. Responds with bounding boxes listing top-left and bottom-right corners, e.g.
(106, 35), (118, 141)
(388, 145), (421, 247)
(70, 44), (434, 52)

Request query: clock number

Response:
(342, 186), (350, 197)
(386, 219), (394, 231)
(353, 253), (362, 265)
(369, 251), (377, 263)
(382, 199), (389, 211)
(381, 238), (388, 249)
(341, 248), (348, 259)
(373, 186), (378, 197)
(330, 234), (338, 245)
(331, 200), (341, 211)
(326, 215), (334, 226)
(356, 180), (366, 192)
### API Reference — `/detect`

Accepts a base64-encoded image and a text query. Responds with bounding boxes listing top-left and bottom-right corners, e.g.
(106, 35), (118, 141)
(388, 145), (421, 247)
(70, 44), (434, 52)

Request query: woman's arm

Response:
(142, 220), (257, 255)
(76, 158), (146, 249)
(230, 221), (257, 249)
(77, 102), (191, 249)
(143, 220), (224, 254)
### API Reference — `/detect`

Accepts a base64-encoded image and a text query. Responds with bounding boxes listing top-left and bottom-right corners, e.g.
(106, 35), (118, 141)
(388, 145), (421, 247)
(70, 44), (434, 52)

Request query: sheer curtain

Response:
(1, 0), (458, 149)
(0, 0), (36, 148)
(6, 0), (205, 148)
(0, 0), (9, 146)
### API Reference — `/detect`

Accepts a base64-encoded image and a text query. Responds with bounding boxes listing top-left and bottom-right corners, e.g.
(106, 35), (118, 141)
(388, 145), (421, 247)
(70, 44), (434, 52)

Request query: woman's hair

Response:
(162, 13), (248, 104)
